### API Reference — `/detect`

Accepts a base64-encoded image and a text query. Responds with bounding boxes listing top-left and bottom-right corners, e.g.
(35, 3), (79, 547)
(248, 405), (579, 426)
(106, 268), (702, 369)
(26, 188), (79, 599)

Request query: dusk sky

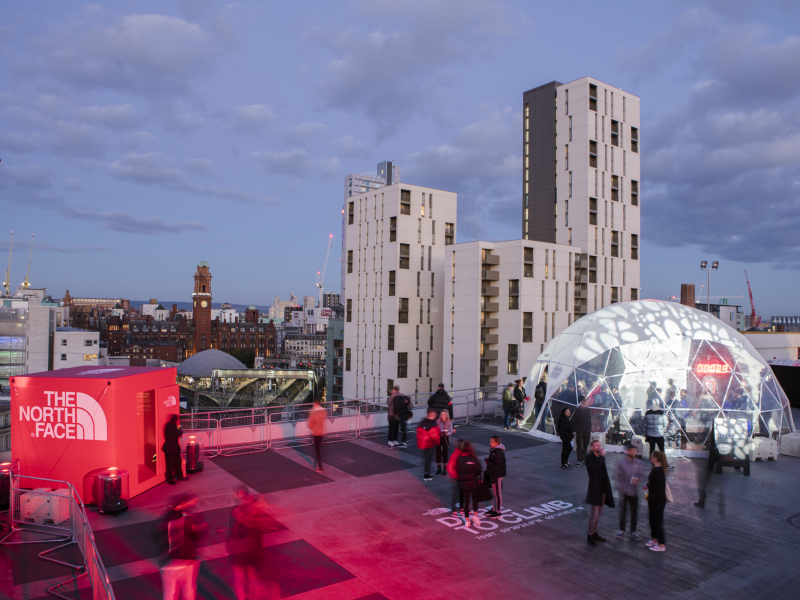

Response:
(1, 1), (799, 316)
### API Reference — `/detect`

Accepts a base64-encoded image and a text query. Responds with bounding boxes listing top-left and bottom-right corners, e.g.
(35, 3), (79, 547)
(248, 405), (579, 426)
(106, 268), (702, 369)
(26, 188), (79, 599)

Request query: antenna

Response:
(3, 231), (13, 297)
(22, 234), (34, 290)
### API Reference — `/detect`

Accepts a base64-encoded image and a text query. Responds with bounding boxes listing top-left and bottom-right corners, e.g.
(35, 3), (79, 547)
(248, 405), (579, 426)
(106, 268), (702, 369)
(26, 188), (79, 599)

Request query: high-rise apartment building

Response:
(341, 162), (400, 300)
(523, 77), (640, 318)
(342, 183), (457, 400)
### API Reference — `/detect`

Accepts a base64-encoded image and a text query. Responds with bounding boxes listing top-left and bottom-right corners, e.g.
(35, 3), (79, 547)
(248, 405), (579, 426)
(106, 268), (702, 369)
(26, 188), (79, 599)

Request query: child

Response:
(484, 435), (506, 518)
(416, 408), (441, 481)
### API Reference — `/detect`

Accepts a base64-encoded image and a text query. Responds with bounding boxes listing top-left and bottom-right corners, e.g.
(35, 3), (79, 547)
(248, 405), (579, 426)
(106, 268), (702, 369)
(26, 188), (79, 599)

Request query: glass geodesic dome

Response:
(523, 300), (795, 452)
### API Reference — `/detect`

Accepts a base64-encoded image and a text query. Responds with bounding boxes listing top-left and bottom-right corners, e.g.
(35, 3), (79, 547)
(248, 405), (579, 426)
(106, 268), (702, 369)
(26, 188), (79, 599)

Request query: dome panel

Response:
(177, 349), (246, 378)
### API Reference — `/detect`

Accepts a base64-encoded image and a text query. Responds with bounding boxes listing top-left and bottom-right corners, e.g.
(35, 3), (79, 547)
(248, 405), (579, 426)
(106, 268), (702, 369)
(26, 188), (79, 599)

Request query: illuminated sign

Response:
(696, 363), (730, 374)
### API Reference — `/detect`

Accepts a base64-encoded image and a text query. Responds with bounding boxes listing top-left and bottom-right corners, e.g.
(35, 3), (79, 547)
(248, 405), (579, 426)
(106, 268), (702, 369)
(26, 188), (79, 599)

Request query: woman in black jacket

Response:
(557, 407), (574, 469)
(644, 450), (668, 552)
(456, 441), (483, 527)
(513, 380), (526, 428)
(484, 436), (507, 519)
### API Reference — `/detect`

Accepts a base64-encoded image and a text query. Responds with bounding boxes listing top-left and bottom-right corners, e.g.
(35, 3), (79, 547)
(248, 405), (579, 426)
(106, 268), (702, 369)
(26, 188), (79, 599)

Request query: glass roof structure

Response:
(523, 300), (795, 452)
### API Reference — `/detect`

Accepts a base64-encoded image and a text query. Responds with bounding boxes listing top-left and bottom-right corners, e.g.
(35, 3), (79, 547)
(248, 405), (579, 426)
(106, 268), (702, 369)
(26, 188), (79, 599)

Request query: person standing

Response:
(557, 407), (574, 469)
(387, 385), (401, 447)
(153, 492), (207, 600)
(644, 450), (668, 552)
(456, 440), (482, 527)
(484, 436), (506, 518)
(502, 383), (514, 430)
(513, 380), (526, 428)
(573, 397), (592, 466)
(416, 408), (441, 481)
(584, 440), (615, 546)
(645, 400), (667, 456)
(307, 399), (327, 473)
(447, 439), (466, 516)
(163, 414), (185, 485)
(428, 383), (453, 419)
(613, 442), (644, 541)
(392, 390), (412, 448)
(435, 410), (454, 475)
(534, 373), (547, 420)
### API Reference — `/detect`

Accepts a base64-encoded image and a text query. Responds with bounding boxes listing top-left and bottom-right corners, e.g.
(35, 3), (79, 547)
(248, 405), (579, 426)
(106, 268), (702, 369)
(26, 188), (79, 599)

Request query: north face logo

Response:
(19, 391), (108, 440)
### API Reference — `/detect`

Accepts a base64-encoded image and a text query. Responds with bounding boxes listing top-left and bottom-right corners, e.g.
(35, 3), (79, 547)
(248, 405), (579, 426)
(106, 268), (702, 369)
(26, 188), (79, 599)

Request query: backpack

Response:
(534, 384), (545, 401)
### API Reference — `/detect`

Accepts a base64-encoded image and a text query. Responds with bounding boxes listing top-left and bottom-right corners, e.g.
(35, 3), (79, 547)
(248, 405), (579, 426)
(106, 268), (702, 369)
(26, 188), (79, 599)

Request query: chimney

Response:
(680, 284), (695, 308)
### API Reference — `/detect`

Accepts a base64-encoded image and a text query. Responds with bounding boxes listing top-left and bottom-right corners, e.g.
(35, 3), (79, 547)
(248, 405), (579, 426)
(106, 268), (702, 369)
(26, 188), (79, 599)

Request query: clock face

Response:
(200, 300), (208, 308)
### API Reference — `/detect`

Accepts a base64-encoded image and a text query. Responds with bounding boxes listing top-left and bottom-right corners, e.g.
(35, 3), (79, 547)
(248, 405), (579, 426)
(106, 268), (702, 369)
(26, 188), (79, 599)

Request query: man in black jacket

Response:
(163, 414), (186, 485)
(585, 440), (615, 546)
(392, 391), (412, 449)
(484, 436), (506, 518)
(428, 384), (453, 419)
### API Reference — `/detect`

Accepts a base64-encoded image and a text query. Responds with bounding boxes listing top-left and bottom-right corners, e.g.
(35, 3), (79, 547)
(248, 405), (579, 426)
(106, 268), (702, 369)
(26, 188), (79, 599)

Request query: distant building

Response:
(283, 333), (326, 361)
(325, 317), (344, 404)
(771, 316), (800, 333)
(322, 292), (340, 308)
(63, 291), (126, 311)
(694, 302), (743, 329)
(680, 284), (695, 308)
(52, 327), (102, 370)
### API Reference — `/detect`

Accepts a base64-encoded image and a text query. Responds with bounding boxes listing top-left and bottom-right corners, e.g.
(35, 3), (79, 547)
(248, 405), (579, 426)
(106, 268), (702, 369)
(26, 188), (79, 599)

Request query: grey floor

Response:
(3, 413), (799, 600)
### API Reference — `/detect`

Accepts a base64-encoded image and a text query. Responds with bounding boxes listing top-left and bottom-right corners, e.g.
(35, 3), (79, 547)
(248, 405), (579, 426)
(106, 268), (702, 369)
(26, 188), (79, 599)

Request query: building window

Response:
(421, 194), (426, 217)
(61, 339), (67, 346)
(631, 180), (639, 206)
(399, 298), (409, 323)
(524, 247), (533, 277)
(431, 273), (435, 297)
(346, 299), (352, 322)
(590, 140), (598, 168)
(84, 339), (93, 347)
(611, 231), (620, 257)
(387, 325), (394, 350)
(631, 234), (639, 260)
(569, 116), (572, 141)
(568, 172), (572, 198)
(508, 344), (518, 374)
(390, 216), (397, 242)
(631, 127), (639, 153)
(345, 348), (351, 371)
(611, 119), (619, 147)
(400, 190), (411, 215)
(418, 218), (422, 243)
(541, 280), (545, 310)
(523, 312), (533, 342)
(397, 353), (408, 379)
(427, 299), (431, 324)
(565, 89), (569, 114)
(565, 145), (569, 170)
(417, 271), (421, 297)
(445, 223), (455, 245)
(348, 202), (354, 224)
(565, 199), (569, 226)
(430, 325), (434, 350)
(631, 288), (639, 301)
(589, 83), (597, 111)
(389, 271), (396, 296)
(399, 244), (410, 269)
(347, 250), (353, 273)
(509, 279), (519, 310)
(61, 354), (67, 361)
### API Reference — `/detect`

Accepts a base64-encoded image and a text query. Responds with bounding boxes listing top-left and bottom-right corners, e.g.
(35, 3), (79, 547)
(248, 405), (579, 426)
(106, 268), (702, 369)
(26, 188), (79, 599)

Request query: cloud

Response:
(74, 104), (142, 129)
(284, 121), (327, 143)
(250, 148), (314, 176)
(234, 104), (275, 129)
(310, 0), (515, 134)
(201, 239), (233, 246)
(0, 131), (40, 153)
(332, 134), (368, 157)
(405, 106), (520, 240)
(28, 14), (226, 95)
(165, 112), (205, 133)
(109, 152), (276, 204)
(0, 241), (113, 254)
(62, 178), (84, 191)
(184, 158), (215, 177)
(635, 10), (800, 269)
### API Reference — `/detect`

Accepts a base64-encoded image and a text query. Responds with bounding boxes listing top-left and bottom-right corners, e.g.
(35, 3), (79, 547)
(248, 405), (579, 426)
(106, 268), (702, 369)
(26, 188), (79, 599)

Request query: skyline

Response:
(2, 1), (800, 315)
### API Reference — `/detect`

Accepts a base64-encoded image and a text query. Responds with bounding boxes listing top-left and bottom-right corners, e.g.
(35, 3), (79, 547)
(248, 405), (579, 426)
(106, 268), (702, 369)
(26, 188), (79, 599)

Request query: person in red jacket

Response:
(447, 439), (466, 516)
(416, 408), (441, 481)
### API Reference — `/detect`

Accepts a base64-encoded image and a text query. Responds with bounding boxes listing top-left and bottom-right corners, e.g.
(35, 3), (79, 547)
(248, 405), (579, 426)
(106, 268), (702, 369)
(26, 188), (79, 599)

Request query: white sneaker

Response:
(388, 441), (396, 447)
(645, 540), (657, 548)
(649, 545), (666, 552)
(471, 515), (481, 528)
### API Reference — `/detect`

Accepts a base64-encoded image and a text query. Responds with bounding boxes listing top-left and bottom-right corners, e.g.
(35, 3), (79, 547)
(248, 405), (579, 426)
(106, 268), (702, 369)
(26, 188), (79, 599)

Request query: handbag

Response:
(476, 478), (494, 503)
(665, 482), (673, 503)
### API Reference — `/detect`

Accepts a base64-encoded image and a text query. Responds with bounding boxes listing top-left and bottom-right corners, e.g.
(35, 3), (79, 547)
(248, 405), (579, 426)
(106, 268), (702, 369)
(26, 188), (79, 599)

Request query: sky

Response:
(1, 0), (799, 316)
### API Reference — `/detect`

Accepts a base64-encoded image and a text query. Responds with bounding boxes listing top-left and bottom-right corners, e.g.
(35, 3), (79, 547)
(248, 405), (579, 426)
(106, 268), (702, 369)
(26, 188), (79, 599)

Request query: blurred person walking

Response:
(153, 492), (207, 600)
(484, 435), (506, 518)
(645, 400), (667, 455)
(585, 440), (615, 546)
(456, 440), (483, 527)
(644, 450), (669, 552)
(307, 399), (327, 473)
(613, 442), (645, 540)
(163, 414), (186, 485)
(435, 410), (454, 475)
(557, 407), (574, 469)
(417, 408), (441, 481)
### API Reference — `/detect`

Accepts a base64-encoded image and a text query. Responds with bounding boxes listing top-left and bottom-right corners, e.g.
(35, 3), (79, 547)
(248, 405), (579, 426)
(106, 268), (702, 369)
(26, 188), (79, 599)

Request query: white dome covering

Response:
(177, 349), (246, 378)
(524, 300), (794, 451)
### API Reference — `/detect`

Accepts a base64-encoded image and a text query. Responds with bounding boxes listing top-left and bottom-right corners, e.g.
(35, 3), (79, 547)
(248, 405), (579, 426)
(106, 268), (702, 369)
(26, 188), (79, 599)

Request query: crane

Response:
(744, 270), (761, 328)
(22, 234), (34, 290)
(2, 231), (12, 297)
(315, 234), (334, 306)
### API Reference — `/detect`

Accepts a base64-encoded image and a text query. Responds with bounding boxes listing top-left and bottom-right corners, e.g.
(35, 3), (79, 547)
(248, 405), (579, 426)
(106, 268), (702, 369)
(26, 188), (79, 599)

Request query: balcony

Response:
(480, 301), (499, 312)
(482, 254), (500, 266)
(480, 332), (499, 345)
(480, 363), (498, 377)
(480, 317), (499, 329)
(480, 349), (498, 360)
(481, 269), (499, 281)
(481, 286), (499, 296)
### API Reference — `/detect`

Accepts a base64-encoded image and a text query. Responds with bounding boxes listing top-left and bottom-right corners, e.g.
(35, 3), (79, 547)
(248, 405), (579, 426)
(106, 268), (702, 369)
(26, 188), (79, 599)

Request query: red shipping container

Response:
(10, 366), (179, 500)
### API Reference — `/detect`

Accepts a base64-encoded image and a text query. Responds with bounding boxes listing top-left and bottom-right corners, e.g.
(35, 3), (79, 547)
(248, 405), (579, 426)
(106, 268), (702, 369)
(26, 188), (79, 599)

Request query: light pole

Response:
(700, 261), (719, 314)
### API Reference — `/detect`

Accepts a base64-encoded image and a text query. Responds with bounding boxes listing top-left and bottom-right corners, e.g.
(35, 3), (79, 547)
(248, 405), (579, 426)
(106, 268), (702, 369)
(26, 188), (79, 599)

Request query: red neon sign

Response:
(696, 363), (730, 374)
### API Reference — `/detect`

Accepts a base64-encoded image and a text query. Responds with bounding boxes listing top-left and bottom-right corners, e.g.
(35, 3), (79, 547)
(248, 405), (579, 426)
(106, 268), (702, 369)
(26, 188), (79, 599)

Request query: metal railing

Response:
(0, 461), (115, 599)
(178, 386), (506, 455)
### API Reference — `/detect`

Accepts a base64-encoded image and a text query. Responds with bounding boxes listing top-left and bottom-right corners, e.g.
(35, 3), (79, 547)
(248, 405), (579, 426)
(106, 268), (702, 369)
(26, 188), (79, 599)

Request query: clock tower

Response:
(192, 261), (213, 356)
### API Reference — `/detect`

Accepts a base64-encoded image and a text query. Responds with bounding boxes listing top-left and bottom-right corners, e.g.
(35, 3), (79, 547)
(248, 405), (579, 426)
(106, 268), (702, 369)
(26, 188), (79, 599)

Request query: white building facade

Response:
(343, 183), (457, 400)
(54, 327), (102, 369)
(445, 240), (574, 391)
(523, 77), (641, 319)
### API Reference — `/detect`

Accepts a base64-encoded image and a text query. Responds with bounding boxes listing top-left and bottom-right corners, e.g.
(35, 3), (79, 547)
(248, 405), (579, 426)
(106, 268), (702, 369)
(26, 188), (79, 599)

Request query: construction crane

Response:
(22, 234), (34, 290)
(744, 270), (761, 328)
(315, 234), (334, 306)
(2, 231), (12, 297)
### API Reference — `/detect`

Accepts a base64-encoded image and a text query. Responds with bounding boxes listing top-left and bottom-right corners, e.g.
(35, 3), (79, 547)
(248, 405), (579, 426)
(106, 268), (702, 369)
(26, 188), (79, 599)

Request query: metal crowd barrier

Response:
(175, 386), (506, 455)
(0, 463), (115, 599)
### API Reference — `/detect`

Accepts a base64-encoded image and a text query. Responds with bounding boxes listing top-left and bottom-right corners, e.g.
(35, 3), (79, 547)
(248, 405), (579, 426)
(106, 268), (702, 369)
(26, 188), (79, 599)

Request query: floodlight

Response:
(712, 261), (719, 270)
(700, 261), (707, 269)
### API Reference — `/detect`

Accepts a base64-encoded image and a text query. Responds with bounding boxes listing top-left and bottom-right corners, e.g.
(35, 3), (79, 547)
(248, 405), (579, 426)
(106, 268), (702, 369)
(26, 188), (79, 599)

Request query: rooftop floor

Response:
(2, 414), (800, 600)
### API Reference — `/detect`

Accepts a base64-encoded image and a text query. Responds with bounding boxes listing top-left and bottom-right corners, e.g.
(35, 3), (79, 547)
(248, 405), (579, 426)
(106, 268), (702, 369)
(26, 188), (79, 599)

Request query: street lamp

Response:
(700, 261), (719, 314)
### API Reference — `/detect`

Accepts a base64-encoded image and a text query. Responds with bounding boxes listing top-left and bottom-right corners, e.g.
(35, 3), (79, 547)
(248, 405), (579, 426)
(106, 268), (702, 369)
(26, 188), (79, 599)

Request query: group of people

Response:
(501, 380), (527, 430)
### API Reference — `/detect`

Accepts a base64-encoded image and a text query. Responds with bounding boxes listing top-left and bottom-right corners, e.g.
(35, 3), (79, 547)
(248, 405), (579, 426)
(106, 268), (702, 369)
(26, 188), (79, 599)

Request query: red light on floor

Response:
(696, 363), (730, 374)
